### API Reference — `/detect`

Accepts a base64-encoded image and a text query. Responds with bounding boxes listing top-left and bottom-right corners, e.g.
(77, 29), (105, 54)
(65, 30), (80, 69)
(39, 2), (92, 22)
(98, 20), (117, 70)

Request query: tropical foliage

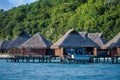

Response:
(0, 0), (120, 42)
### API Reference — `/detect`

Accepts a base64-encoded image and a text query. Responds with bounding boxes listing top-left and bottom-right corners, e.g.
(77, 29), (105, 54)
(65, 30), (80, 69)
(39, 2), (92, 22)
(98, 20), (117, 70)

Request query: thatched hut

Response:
(79, 32), (102, 56)
(0, 40), (11, 53)
(7, 30), (30, 55)
(19, 33), (52, 55)
(103, 32), (120, 56)
(51, 29), (99, 57)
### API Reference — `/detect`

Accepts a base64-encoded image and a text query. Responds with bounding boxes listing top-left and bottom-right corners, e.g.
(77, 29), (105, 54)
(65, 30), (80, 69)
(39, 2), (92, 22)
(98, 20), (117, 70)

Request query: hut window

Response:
(65, 49), (75, 55)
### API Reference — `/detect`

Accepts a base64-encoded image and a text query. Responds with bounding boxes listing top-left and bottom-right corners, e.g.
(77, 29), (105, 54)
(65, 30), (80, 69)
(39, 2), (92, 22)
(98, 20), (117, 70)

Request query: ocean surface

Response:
(0, 60), (120, 80)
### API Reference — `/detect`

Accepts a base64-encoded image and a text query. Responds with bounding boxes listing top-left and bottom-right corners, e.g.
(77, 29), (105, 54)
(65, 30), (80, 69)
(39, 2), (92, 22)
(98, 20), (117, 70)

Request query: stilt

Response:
(49, 57), (51, 63)
(104, 58), (105, 63)
(107, 57), (109, 63)
(33, 57), (35, 63)
(42, 56), (44, 62)
(39, 57), (41, 63)
(6, 58), (8, 62)
(22, 57), (24, 62)
(96, 58), (98, 63)
(116, 57), (118, 64)
(98, 58), (100, 63)
(46, 57), (48, 62)
(17, 57), (19, 62)
(68, 59), (71, 64)
(111, 57), (114, 64)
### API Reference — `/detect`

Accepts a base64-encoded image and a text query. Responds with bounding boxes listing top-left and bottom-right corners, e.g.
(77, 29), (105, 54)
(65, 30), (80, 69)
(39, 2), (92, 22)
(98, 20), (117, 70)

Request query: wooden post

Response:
(10, 58), (12, 62)
(111, 57), (114, 64)
(107, 57), (109, 63)
(96, 58), (98, 63)
(6, 58), (8, 62)
(49, 56), (51, 63)
(27, 57), (30, 63)
(93, 48), (97, 56)
(18, 56), (19, 62)
(117, 48), (120, 55)
(33, 57), (35, 63)
(22, 57), (24, 62)
(61, 48), (64, 57)
(104, 57), (105, 63)
(98, 58), (100, 63)
(46, 56), (47, 62)
(116, 57), (118, 64)
(39, 57), (41, 63)
(42, 56), (44, 62)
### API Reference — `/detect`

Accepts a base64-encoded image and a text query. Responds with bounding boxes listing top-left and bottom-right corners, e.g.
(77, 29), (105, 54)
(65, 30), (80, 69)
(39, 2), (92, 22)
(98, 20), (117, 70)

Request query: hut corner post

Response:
(93, 48), (97, 56)
(60, 47), (64, 63)
(93, 48), (98, 63)
(117, 48), (120, 55)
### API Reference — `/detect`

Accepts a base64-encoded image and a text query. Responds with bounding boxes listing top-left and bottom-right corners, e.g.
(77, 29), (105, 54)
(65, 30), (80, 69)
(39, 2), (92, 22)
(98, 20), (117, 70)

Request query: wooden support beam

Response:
(93, 48), (97, 56)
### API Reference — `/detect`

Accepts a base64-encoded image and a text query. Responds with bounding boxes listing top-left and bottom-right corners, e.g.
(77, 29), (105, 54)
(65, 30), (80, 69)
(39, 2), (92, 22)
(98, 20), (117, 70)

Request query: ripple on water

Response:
(0, 60), (120, 80)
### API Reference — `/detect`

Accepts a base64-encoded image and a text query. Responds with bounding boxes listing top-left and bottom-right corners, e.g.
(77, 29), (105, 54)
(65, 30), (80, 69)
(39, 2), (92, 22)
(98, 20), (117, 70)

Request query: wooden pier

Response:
(6, 54), (52, 63)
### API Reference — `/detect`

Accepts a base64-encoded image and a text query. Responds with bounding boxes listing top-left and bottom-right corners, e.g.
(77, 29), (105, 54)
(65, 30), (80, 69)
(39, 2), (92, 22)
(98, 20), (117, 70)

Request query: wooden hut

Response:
(79, 32), (101, 56)
(7, 30), (30, 55)
(0, 40), (11, 53)
(51, 29), (98, 57)
(19, 33), (52, 56)
(103, 32), (120, 56)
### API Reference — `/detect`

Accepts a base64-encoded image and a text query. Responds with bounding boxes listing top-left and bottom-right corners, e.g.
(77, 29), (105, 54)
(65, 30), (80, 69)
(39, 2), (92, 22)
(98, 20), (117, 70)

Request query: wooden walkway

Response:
(60, 55), (120, 64)
(5, 54), (120, 64)
(90, 55), (120, 64)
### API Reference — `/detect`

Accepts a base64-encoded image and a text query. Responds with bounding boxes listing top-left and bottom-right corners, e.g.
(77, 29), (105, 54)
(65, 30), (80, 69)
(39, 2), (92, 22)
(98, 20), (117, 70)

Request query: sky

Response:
(0, 0), (37, 10)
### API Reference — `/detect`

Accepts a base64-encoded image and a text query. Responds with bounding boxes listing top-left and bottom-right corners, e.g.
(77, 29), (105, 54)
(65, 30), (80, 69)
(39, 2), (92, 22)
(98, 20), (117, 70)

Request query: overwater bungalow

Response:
(19, 33), (52, 56)
(7, 30), (30, 55)
(0, 40), (11, 53)
(79, 32), (101, 55)
(51, 29), (100, 60)
(103, 32), (120, 57)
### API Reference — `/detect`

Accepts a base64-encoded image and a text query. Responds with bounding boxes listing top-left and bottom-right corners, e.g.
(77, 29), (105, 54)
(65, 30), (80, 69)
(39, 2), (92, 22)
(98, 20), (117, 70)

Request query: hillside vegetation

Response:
(0, 0), (120, 42)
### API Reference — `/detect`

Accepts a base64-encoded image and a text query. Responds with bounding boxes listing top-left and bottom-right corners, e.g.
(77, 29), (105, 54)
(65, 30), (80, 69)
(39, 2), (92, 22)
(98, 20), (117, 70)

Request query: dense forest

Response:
(0, 0), (120, 42)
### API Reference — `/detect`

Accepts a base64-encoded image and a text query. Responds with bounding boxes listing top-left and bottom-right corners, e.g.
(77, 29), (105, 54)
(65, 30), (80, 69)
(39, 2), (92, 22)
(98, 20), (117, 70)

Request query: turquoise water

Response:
(0, 60), (120, 80)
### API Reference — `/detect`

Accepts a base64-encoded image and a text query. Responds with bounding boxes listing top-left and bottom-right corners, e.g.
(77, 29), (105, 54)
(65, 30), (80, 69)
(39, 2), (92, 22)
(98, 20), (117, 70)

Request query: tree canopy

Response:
(0, 0), (120, 42)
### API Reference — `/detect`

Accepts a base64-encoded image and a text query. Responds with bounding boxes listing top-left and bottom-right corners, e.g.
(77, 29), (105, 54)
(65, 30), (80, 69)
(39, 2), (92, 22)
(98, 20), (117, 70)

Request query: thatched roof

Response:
(7, 30), (30, 49)
(79, 32), (100, 48)
(19, 33), (52, 49)
(0, 40), (12, 50)
(103, 32), (120, 49)
(87, 33), (107, 49)
(51, 29), (98, 49)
